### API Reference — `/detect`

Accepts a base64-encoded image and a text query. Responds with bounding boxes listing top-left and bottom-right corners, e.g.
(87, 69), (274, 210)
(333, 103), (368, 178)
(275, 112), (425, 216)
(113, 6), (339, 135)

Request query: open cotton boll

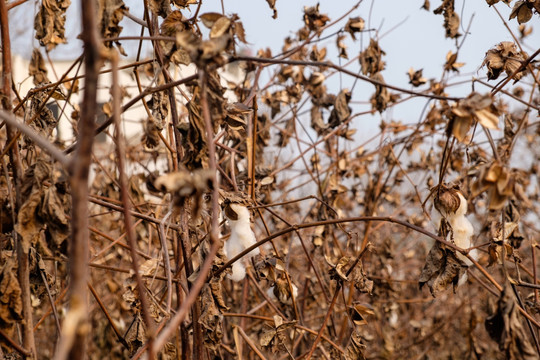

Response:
(224, 203), (259, 281)
(438, 191), (478, 266)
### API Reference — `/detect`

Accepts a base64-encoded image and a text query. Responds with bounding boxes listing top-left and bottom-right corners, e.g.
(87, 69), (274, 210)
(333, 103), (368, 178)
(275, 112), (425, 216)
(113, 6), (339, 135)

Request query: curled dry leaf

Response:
(433, 0), (461, 38)
(336, 34), (348, 59)
(160, 11), (192, 65)
(359, 39), (385, 76)
(471, 161), (516, 210)
(482, 42), (527, 82)
(449, 92), (499, 142)
(345, 330), (367, 360)
(328, 89), (351, 128)
(98, 0), (128, 55)
(444, 51), (465, 72)
(345, 16), (365, 40)
(419, 241), (468, 296)
(154, 169), (213, 212)
(349, 303), (375, 326)
(172, 0), (197, 8)
(509, 1), (535, 24)
(29, 48), (49, 85)
(260, 315), (296, 353)
(485, 284), (537, 360)
(125, 313), (146, 355)
(34, 0), (71, 51)
(407, 68), (427, 87)
(198, 284), (224, 354)
(265, 0), (277, 19)
(303, 4), (330, 33)
(370, 73), (392, 113)
(0, 257), (23, 336)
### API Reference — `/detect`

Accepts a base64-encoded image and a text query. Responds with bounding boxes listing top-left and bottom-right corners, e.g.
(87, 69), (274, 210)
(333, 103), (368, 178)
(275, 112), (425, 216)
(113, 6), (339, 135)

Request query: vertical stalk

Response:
(0, 2), (36, 358)
(55, 1), (99, 358)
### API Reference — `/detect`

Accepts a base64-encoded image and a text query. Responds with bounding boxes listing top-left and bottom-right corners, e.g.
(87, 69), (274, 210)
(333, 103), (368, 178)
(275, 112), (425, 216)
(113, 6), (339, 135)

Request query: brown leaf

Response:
(198, 284), (224, 353)
(482, 42), (527, 82)
(260, 315), (296, 352)
(444, 51), (465, 72)
(0, 258), (23, 326)
(407, 68), (427, 87)
(98, 0), (128, 54)
(34, 0), (71, 51)
(485, 284), (537, 359)
(509, 1), (533, 24)
(29, 48), (49, 85)
(265, 0), (277, 19)
(125, 313), (146, 355)
(172, 0), (197, 8)
(419, 241), (467, 296)
(328, 89), (351, 128)
(345, 17), (365, 40)
(359, 39), (386, 76)
(348, 303), (375, 326)
(148, 0), (171, 17)
(344, 330), (367, 360)
(434, 0), (461, 38)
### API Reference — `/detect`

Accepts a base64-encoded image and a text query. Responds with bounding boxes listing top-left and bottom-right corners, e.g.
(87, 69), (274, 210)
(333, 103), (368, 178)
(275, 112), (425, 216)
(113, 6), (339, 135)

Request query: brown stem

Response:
(0, 1), (36, 357)
(55, 1), (100, 358)
(110, 52), (156, 358)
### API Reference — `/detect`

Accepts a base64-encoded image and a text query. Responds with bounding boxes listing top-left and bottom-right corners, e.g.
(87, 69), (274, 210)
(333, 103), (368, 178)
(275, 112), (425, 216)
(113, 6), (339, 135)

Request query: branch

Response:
(0, 111), (70, 167)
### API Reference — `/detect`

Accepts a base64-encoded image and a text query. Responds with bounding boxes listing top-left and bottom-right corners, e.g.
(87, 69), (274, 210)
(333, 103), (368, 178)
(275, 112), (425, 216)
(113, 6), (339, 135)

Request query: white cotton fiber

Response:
(224, 204), (259, 281)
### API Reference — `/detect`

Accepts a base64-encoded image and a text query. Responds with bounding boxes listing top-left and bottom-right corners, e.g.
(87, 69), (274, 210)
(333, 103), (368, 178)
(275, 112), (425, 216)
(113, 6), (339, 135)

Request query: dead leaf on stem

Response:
(448, 92), (499, 142)
(434, 0), (461, 38)
(98, 0), (128, 56)
(34, 0), (71, 51)
(29, 48), (50, 85)
(419, 241), (468, 297)
(485, 284), (537, 360)
(260, 315), (296, 353)
(482, 42), (527, 82)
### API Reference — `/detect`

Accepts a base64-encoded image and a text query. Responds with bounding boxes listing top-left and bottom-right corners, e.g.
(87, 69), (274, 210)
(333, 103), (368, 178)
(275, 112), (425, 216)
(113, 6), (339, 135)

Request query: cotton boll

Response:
(230, 262), (246, 282)
(224, 203), (259, 281)
(441, 192), (478, 266)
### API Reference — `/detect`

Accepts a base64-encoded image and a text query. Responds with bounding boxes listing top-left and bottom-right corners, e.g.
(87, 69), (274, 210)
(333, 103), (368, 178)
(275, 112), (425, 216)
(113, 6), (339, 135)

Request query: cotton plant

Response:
(434, 189), (478, 266)
(224, 203), (260, 281)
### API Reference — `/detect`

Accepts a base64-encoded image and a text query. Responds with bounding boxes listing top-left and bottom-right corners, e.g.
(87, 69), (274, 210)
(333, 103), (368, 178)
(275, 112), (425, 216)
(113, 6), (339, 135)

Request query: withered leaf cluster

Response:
(98, 0), (128, 55)
(448, 92), (499, 142)
(34, 0), (71, 51)
(434, 0), (461, 38)
(482, 42), (527, 82)
(29, 49), (49, 85)
(419, 240), (468, 297)
(485, 285), (537, 360)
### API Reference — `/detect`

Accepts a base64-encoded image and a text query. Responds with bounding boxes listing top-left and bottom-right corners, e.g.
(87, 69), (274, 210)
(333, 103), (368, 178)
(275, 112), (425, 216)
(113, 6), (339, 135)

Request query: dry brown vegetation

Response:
(0, 0), (540, 359)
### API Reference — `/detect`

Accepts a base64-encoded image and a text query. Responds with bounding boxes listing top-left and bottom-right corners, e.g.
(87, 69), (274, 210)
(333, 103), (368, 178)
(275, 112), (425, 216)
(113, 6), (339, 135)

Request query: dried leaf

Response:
(265, 0), (277, 19)
(29, 48), (49, 85)
(98, 0), (128, 54)
(345, 17), (365, 40)
(344, 330), (367, 360)
(485, 284), (537, 359)
(34, 0), (71, 51)
(482, 42), (527, 82)
(419, 241), (468, 296)
(0, 258), (23, 327)
(359, 39), (385, 76)
(148, 0), (171, 17)
(407, 68), (427, 87)
(434, 0), (461, 38)
(198, 284), (224, 353)
(509, 1), (533, 24)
